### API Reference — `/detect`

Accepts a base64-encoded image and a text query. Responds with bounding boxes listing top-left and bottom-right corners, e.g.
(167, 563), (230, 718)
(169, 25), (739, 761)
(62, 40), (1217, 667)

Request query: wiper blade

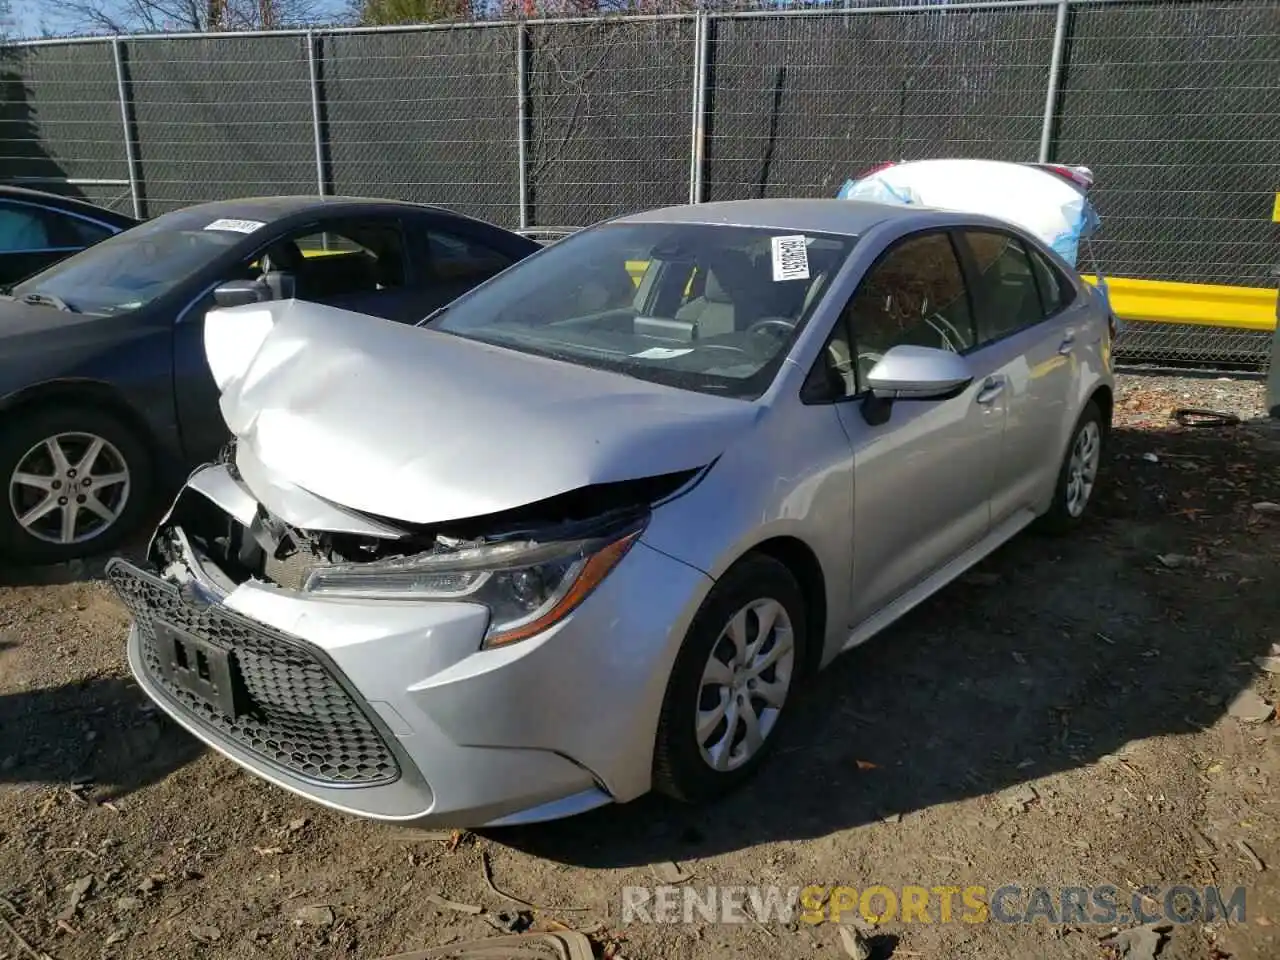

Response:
(416, 304), (448, 327)
(21, 291), (77, 313)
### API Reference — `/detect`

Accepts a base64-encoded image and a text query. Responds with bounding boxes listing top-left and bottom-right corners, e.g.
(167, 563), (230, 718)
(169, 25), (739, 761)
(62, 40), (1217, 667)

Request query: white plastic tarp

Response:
(836, 158), (1101, 270)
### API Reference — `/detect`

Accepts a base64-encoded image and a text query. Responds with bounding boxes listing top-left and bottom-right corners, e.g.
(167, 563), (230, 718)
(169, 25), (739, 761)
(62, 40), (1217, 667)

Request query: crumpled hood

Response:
(206, 300), (757, 525)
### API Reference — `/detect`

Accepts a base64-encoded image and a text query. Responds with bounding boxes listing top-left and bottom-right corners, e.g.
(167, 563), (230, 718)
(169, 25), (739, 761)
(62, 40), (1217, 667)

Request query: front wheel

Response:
(652, 554), (807, 803)
(1037, 400), (1104, 534)
(0, 405), (153, 565)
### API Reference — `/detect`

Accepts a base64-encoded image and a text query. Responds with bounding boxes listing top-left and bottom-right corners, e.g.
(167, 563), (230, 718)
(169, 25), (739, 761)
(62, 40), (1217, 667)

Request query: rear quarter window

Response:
(1028, 247), (1076, 316)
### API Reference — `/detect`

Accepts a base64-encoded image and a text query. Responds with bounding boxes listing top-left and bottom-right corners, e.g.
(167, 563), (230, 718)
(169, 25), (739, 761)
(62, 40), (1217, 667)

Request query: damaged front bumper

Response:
(108, 463), (712, 828)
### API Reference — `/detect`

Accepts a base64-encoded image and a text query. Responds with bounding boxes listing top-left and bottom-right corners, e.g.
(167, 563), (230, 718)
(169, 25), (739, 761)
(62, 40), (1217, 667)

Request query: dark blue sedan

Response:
(0, 196), (540, 564)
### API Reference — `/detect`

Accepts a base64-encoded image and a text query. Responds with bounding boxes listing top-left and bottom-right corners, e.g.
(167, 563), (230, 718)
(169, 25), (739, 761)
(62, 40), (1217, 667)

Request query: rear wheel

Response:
(1037, 400), (1104, 534)
(653, 554), (807, 803)
(0, 405), (153, 565)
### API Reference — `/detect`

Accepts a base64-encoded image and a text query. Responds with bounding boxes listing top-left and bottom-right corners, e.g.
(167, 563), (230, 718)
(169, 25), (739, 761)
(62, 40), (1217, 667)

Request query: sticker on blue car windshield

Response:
(204, 218), (265, 234)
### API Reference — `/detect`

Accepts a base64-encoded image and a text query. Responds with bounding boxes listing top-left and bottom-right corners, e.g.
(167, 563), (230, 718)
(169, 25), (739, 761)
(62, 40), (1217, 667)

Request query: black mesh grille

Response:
(107, 559), (399, 787)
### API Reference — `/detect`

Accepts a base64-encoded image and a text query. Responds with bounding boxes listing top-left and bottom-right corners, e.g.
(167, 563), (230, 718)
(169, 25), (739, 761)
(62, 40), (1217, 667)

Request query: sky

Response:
(11, 0), (39, 37)
(8, 0), (351, 38)
(12, 0), (78, 37)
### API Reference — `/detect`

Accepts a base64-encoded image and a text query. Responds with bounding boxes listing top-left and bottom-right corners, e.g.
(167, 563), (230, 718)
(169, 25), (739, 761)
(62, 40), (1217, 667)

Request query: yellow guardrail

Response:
(625, 260), (1274, 333)
(1086, 276), (1275, 331)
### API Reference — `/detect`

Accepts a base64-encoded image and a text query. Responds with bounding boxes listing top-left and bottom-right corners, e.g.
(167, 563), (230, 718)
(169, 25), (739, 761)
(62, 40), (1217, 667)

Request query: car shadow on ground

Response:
(0, 675), (205, 801)
(0, 515), (156, 587)
(494, 420), (1280, 867)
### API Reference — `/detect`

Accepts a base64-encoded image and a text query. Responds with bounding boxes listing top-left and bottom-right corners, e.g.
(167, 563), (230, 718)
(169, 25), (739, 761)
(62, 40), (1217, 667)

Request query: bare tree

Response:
(353, 0), (472, 25)
(355, 0), (690, 22)
(45, 0), (330, 33)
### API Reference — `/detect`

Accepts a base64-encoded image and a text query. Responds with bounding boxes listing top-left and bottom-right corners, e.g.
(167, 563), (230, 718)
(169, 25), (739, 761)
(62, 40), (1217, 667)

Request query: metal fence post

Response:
(1268, 264), (1280, 417)
(306, 31), (327, 196)
(516, 24), (530, 231)
(1037, 0), (1070, 163)
(111, 37), (143, 219)
(688, 11), (710, 205)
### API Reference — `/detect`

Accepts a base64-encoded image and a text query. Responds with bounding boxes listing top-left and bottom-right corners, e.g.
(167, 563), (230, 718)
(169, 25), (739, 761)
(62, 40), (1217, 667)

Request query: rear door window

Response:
(958, 231), (1046, 345)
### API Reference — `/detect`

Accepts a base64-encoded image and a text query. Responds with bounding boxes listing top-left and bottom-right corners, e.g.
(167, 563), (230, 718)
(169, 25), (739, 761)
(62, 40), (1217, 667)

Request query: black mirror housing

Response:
(213, 279), (271, 308)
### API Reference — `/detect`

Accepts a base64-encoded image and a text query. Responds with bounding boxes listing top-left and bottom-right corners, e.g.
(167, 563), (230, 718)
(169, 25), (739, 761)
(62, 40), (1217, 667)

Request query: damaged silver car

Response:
(107, 198), (1114, 827)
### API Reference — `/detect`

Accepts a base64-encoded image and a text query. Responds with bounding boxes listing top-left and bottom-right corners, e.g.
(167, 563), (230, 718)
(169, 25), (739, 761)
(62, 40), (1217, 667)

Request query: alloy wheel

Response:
(8, 432), (131, 545)
(1065, 420), (1101, 518)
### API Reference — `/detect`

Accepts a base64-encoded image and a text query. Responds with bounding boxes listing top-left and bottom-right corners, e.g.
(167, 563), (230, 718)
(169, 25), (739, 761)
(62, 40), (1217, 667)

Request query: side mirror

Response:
(865, 345), (974, 400)
(213, 279), (271, 308)
(262, 270), (295, 301)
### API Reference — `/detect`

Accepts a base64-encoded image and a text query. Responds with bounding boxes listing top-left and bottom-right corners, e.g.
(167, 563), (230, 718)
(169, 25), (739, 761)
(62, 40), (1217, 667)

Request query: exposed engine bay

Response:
(150, 456), (700, 597)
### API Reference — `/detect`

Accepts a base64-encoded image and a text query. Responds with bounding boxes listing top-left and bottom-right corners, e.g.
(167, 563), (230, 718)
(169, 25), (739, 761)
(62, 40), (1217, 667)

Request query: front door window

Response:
(846, 231), (975, 384)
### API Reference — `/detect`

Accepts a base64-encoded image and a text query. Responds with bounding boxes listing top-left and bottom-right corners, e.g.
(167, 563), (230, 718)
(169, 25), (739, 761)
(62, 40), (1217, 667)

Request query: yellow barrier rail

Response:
(1086, 276), (1275, 332)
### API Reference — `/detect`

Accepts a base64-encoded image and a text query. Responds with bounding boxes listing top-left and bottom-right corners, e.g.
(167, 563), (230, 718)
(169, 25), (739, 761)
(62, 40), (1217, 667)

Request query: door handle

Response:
(1058, 332), (1076, 355)
(976, 377), (1005, 404)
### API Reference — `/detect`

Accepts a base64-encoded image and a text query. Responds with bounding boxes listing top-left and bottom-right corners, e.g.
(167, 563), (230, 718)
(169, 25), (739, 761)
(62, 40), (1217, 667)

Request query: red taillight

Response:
(1034, 163), (1095, 191)
(858, 161), (897, 179)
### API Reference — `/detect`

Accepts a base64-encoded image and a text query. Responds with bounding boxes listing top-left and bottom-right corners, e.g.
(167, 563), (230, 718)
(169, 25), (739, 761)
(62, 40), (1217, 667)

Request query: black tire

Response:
(653, 553), (808, 804)
(1037, 400), (1104, 535)
(0, 404), (153, 565)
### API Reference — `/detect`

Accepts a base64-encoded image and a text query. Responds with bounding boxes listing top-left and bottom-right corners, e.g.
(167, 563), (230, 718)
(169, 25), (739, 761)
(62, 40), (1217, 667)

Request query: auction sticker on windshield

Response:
(204, 218), (265, 234)
(771, 235), (810, 281)
(632, 346), (695, 360)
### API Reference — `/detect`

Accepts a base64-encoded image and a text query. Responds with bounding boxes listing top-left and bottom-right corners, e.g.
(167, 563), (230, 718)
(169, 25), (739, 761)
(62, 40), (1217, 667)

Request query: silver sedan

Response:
(108, 199), (1113, 827)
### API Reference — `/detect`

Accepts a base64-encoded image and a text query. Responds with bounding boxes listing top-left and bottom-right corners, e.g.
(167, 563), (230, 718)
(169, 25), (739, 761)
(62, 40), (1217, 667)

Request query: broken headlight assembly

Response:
(300, 516), (645, 648)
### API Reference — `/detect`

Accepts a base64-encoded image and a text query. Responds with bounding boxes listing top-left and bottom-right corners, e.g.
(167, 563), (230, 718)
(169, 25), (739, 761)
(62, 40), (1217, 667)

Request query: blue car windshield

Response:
(427, 222), (857, 400)
(11, 222), (245, 315)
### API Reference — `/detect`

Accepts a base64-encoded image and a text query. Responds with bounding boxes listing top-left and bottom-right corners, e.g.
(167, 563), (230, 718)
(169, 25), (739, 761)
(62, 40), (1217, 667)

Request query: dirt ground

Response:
(1, 372), (1278, 960)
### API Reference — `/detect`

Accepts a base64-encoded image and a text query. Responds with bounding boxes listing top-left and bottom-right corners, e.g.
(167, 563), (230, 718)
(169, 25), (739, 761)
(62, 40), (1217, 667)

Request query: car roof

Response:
(162, 195), (450, 222)
(0, 185), (138, 227)
(140, 195), (530, 241)
(613, 198), (945, 237)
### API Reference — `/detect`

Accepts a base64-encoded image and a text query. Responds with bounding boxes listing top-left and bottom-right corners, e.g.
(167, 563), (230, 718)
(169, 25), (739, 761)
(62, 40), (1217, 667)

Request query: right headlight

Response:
(301, 517), (644, 647)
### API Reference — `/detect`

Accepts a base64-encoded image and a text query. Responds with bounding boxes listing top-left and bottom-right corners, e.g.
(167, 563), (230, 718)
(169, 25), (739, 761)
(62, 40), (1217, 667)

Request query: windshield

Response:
(427, 222), (856, 399)
(11, 220), (245, 314)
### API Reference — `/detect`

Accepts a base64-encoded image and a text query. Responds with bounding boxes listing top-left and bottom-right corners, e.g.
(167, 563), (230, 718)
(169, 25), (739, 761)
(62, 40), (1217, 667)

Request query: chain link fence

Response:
(1, 0), (1277, 368)
(127, 35), (316, 213)
(527, 17), (697, 227)
(0, 40), (131, 212)
(703, 6), (1058, 199)
(324, 26), (518, 224)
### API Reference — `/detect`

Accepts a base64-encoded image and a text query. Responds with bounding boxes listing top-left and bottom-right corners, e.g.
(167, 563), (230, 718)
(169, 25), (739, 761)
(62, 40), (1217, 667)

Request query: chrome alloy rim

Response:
(9, 432), (130, 544)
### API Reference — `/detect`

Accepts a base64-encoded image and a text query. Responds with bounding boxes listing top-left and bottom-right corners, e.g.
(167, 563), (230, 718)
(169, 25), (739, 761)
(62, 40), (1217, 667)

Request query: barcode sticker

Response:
(771, 235), (810, 282)
(632, 346), (694, 359)
(204, 218), (265, 234)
